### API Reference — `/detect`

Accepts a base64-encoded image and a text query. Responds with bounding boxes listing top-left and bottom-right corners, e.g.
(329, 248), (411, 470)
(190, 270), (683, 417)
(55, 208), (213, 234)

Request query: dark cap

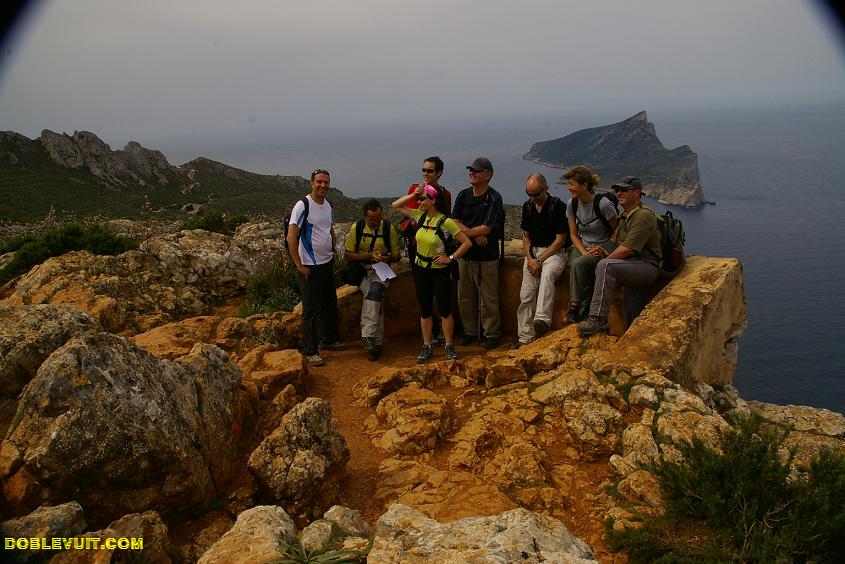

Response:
(466, 157), (494, 173)
(611, 176), (642, 190)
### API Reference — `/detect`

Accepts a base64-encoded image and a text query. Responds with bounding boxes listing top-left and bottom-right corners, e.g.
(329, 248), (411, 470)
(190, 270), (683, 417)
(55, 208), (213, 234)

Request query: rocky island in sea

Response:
(523, 111), (706, 207)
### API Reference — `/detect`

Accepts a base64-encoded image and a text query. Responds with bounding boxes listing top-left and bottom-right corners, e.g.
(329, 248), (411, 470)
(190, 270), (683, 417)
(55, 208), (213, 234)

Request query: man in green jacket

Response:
(577, 176), (662, 336)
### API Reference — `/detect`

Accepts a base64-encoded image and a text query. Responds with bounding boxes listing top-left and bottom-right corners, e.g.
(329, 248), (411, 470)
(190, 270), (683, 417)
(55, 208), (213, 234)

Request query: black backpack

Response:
(656, 210), (686, 278)
(572, 192), (619, 237)
(341, 219), (393, 286)
(521, 195), (571, 250)
(351, 218), (392, 256)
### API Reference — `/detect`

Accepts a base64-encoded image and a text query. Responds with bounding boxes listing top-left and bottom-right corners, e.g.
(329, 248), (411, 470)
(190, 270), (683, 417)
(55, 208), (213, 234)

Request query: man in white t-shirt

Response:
(286, 168), (346, 367)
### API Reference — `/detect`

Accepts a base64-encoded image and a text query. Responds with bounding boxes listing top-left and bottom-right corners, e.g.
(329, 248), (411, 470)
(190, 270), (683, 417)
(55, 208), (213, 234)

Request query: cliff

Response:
(1, 224), (841, 562)
(523, 111), (706, 207)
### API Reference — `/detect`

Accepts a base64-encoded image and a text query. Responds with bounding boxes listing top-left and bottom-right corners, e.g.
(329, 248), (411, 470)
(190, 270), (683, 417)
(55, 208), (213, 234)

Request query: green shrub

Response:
(0, 224), (136, 286)
(242, 261), (301, 315)
(0, 234), (38, 254)
(181, 211), (248, 235)
(608, 415), (845, 562)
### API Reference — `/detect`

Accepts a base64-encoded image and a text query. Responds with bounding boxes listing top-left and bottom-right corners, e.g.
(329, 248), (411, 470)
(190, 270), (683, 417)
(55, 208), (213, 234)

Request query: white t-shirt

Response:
(291, 195), (334, 266)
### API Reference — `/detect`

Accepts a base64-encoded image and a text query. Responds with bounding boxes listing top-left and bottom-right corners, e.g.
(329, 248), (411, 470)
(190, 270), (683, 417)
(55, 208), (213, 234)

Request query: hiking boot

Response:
(321, 341), (347, 351)
(362, 337), (375, 351)
(577, 316), (608, 336)
(564, 303), (581, 325)
(510, 340), (527, 350)
(368, 344), (382, 361)
(485, 337), (501, 350)
(305, 354), (325, 367)
(533, 319), (550, 338)
(416, 344), (434, 364)
(459, 335), (477, 346)
(444, 345), (458, 361)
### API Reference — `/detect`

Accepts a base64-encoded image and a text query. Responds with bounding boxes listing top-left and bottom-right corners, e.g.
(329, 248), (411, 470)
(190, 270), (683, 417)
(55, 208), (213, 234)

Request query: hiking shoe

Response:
(444, 345), (458, 361)
(510, 340), (527, 350)
(321, 341), (347, 351)
(459, 335), (477, 346)
(362, 337), (375, 351)
(485, 337), (501, 350)
(416, 344), (434, 364)
(577, 316), (608, 336)
(564, 303), (582, 325)
(367, 344), (382, 361)
(533, 319), (550, 338)
(305, 354), (325, 367)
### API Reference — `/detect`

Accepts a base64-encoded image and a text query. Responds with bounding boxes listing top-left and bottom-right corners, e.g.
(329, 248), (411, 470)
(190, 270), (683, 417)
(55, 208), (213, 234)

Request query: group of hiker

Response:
(286, 158), (671, 367)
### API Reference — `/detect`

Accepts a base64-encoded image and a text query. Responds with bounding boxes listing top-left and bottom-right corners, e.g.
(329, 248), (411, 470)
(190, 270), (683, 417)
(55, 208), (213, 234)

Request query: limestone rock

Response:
(323, 505), (373, 538)
(376, 459), (516, 522)
(372, 384), (449, 454)
(238, 345), (307, 399)
(198, 505), (297, 564)
(529, 368), (602, 406)
(134, 315), (255, 360)
(748, 401), (845, 468)
(369, 503), (597, 563)
(1, 502), (86, 561)
(3, 333), (241, 523)
(180, 514), (236, 563)
(617, 470), (663, 509)
(656, 409), (729, 452)
(610, 423), (660, 477)
(300, 519), (334, 552)
(248, 398), (349, 516)
(628, 384), (659, 409)
(50, 510), (172, 564)
(564, 401), (625, 459)
(0, 305), (100, 425)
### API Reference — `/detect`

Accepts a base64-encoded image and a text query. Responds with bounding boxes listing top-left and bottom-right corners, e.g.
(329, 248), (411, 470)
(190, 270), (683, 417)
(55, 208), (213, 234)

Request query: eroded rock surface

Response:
(198, 505), (297, 564)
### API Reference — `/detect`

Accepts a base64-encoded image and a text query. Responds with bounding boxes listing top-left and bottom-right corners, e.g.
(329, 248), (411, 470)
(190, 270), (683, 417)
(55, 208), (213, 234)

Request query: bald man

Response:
(513, 173), (569, 348)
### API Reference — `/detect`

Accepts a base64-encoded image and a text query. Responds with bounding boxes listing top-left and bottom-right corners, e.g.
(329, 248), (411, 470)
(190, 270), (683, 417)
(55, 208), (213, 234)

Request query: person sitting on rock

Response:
(512, 173), (568, 349)
(392, 184), (472, 363)
(577, 176), (662, 336)
(343, 199), (400, 361)
(563, 165), (618, 325)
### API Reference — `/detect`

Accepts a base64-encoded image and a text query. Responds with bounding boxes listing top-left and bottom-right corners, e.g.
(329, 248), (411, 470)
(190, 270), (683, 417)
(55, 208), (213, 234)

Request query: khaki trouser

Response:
(457, 259), (501, 339)
(359, 269), (388, 344)
(516, 246), (567, 343)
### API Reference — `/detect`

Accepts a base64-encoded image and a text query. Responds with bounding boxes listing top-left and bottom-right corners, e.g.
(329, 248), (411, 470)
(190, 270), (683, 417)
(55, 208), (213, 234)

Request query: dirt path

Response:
(307, 337), (492, 524)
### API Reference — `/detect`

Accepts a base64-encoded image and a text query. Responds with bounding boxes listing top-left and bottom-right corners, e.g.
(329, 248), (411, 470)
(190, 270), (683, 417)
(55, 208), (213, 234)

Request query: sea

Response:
(164, 103), (845, 414)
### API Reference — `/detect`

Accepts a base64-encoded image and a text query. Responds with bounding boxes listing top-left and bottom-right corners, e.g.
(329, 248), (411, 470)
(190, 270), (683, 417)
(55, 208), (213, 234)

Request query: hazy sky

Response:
(1, 0), (844, 149)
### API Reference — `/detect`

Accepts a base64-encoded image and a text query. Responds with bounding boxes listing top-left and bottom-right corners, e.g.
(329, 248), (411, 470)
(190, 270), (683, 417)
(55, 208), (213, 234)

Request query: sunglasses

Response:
(310, 168), (330, 180)
(422, 168), (437, 174)
(526, 190), (544, 198)
(613, 186), (634, 193)
(417, 196), (430, 202)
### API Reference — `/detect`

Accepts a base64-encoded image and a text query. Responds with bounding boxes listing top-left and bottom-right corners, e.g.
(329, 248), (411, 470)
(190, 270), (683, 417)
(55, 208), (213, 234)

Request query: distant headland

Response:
(523, 111), (707, 207)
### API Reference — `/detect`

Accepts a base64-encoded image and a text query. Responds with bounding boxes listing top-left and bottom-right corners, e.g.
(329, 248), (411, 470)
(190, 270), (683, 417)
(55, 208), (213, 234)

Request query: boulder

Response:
(238, 345), (307, 398)
(564, 401), (625, 459)
(323, 505), (373, 538)
(248, 398), (349, 516)
(371, 384), (449, 455)
(197, 506), (297, 564)
(3, 333), (241, 524)
(0, 305), (100, 428)
(1, 502), (86, 562)
(369, 504), (597, 563)
(50, 510), (172, 564)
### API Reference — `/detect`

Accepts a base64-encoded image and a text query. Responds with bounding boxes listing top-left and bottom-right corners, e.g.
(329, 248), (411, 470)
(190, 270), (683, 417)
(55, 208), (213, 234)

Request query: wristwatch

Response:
(448, 254), (455, 261)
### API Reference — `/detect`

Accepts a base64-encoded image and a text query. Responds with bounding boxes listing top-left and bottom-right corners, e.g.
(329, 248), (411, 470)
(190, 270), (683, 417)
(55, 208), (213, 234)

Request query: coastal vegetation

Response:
(0, 223), (136, 285)
(608, 415), (845, 562)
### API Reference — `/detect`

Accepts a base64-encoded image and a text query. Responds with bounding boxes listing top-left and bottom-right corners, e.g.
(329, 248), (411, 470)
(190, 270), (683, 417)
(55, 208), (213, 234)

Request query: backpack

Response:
(341, 219), (394, 286)
(522, 195), (571, 250)
(572, 192), (619, 237)
(416, 214), (460, 278)
(283, 197), (308, 255)
(401, 185), (450, 260)
(656, 210), (686, 278)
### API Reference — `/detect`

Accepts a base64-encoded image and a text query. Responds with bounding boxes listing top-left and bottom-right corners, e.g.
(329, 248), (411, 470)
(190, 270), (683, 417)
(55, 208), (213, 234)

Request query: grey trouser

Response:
(359, 269), (388, 344)
(458, 259), (501, 339)
(589, 258), (659, 325)
(569, 242), (617, 306)
(516, 246), (567, 343)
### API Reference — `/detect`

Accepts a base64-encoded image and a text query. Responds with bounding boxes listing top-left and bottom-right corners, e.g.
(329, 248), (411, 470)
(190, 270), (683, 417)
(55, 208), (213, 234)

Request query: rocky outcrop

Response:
(369, 504), (597, 563)
(248, 398), (349, 517)
(39, 129), (181, 188)
(1, 502), (86, 561)
(523, 111), (705, 206)
(367, 384), (450, 455)
(1, 223), (285, 333)
(2, 333), (242, 524)
(197, 505), (298, 564)
(0, 305), (100, 431)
